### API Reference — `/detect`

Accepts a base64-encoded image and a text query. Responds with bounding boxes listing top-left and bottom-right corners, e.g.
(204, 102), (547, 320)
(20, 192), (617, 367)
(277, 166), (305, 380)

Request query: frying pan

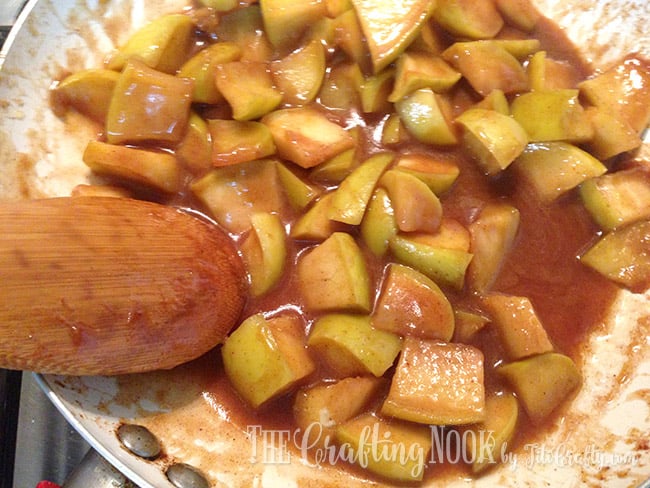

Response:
(1, 0), (649, 486)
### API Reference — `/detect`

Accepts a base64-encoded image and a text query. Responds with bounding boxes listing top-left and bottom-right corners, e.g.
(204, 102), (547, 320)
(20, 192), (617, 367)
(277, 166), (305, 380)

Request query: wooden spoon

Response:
(0, 197), (247, 375)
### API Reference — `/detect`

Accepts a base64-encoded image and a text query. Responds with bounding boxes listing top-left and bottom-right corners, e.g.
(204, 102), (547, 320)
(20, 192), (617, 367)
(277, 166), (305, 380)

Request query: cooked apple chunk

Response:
(293, 377), (383, 448)
(481, 294), (554, 360)
(191, 159), (285, 233)
(578, 56), (650, 133)
(467, 203), (520, 292)
(461, 392), (519, 473)
(497, 352), (581, 424)
(510, 89), (593, 143)
(395, 88), (458, 146)
(456, 108), (528, 175)
(297, 232), (372, 313)
(394, 154), (460, 195)
(240, 212), (287, 297)
(350, 0), (435, 73)
(216, 61), (283, 121)
(360, 188), (397, 256)
(579, 167), (650, 231)
(263, 108), (356, 168)
(379, 169), (443, 234)
(271, 39), (326, 105)
(222, 313), (315, 408)
(308, 314), (402, 377)
(433, 0), (504, 40)
(175, 112), (212, 173)
(388, 52), (461, 103)
(389, 234), (473, 290)
(261, 0), (327, 52)
(82, 141), (181, 193)
(495, 0), (540, 32)
(382, 337), (485, 425)
(208, 119), (276, 166)
(54, 69), (120, 123)
(328, 153), (394, 225)
(106, 60), (193, 146)
(443, 41), (528, 96)
(178, 42), (242, 104)
(107, 14), (195, 73)
(336, 414), (432, 483)
(276, 163), (321, 210)
(372, 263), (455, 341)
(291, 193), (347, 241)
(513, 142), (607, 203)
(579, 220), (650, 292)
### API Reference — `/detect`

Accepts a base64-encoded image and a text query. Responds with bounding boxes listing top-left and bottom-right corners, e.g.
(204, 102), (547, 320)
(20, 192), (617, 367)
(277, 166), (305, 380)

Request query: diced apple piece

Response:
(513, 142), (607, 204)
(443, 41), (528, 96)
(208, 119), (276, 166)
(409, 20), (447, 55)
(107, 14), (195, 73)
(240, 212), (287, 297)
(579, 56), (650, 133)
(452, 310), (490, 343)
(333, 9), (367, 69)
(497, 352), (581, 424)
(382, 337), (485, 425)
(309, 148), (358, 184)
(381, 113), (407, 145)
(318, 62), (364, 110)
(293, 377), (382, 448)
(409, 217), (471, 252)
(106, 60), (193, 146)
(433, 0), (504, 40)
(298, 232), (372, 312)
(527, 51), (579, 91)
(395, 154), (460, 195)
(328, 153), (394, 225)
(276, 163), (321, 210)
(579, 220), (650, 292)
(350, 0), (434, 73)
(308, 314), (402, 376)
(579, 167), (650, 231)
(481, 294), (554, 360)
(389, 234), (473, 290)
(54, 69), (119, 123)
(379, 169), (442, 233)
(178, 42), (242, 104)
(456, 108), (528, 175)
(271, 39), (326, 105)
(82, 140), (181, 193)
(191, 159), (285, 233)
(359, 68), (394, 114)
(491, 39), (540, 60)
(360, 188), (397, 256)
(176, 112), (212, 173)
(222, 313), (315, 408)
(474, 89), (509, 115)
(336, 414), (432, 483)
(467, 203), (520, 292)
(263, 107), (356, 168)
(395, 88), (458, 146)
(462, 392), (519, 473)
(291, 193), (347, 241)
(495, 0), (540, 32)
(215, 5), (273, 62)
(216, 61), (283, 121)
(372, 263), (455, 340)
(389, 53), (461, 103)
(584, 105), (642, 160)
(198, 0), (238, 11)
(511, 89), (593, 143)
(260, 0), (327, 52)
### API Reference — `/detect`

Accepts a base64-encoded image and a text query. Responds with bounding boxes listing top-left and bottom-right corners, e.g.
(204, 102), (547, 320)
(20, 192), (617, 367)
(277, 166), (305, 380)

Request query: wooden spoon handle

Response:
(0, 197), (247, 375)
